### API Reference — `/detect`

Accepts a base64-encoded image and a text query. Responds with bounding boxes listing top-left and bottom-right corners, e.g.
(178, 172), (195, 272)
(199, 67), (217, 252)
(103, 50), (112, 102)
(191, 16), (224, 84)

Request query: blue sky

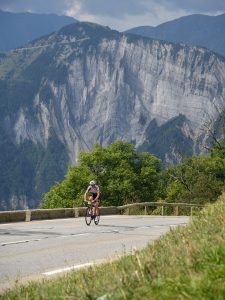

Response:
(0, 0), (224, 30)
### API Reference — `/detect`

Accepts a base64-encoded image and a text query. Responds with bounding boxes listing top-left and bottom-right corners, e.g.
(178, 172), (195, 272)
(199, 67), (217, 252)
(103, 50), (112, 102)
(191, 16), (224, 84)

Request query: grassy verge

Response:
(2, 193), (225, 299)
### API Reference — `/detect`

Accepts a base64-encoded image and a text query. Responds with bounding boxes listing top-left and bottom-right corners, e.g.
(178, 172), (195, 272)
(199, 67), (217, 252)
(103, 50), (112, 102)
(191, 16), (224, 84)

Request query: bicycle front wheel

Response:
(85, 207), (92, 226)
(94, 208), (100, 225)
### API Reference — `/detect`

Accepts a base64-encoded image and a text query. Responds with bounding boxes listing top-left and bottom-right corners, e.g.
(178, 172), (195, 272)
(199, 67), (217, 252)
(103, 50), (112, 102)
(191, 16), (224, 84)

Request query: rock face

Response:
(0, 22), (225, 210)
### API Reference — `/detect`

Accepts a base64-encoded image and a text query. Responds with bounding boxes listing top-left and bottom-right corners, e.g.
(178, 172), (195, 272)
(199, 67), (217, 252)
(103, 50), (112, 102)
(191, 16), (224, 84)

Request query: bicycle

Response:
(84, 200), (100, 226)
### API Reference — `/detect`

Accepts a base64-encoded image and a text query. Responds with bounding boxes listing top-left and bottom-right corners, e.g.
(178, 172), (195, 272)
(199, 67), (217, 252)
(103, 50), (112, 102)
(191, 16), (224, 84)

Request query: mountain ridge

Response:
(0, 21), (225, 210)
(126, 13), (225, 57)
(0, 10), (78, 52)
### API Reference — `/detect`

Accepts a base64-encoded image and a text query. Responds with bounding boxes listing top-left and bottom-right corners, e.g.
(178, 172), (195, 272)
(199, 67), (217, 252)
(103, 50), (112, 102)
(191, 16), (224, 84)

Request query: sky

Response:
(0, 0), (224, 31)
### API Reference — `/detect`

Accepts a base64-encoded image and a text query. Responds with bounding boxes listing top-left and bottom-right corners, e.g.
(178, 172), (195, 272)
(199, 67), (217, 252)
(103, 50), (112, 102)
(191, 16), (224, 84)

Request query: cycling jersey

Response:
(88, 185), (100, 194)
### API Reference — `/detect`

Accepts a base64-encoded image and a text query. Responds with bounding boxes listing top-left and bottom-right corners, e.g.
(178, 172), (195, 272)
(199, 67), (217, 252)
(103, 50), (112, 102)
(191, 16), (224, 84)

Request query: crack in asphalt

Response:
(0, 223), (188, 247)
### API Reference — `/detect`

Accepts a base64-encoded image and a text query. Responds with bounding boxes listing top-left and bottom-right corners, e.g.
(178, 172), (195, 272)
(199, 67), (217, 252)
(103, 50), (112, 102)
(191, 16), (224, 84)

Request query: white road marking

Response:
(42, 262), (94, 276)
(1, 240), (30, 246)
(1, 231), (123, 247)
(1, 233), (90, 246)
(57, 233), (89, 238)
(139, 223), (187, 229)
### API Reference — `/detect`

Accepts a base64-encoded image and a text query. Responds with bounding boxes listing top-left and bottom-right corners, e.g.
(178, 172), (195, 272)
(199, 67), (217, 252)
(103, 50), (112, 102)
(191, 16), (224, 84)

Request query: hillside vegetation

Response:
(42, 132), (225, 208)
(3, 193), (225, 299)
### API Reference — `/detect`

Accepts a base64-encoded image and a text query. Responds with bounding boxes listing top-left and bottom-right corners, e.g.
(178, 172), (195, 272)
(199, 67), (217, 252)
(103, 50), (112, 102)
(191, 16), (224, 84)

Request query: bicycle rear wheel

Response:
(94, 208), (100, 225)
(85, 207), (92, 226)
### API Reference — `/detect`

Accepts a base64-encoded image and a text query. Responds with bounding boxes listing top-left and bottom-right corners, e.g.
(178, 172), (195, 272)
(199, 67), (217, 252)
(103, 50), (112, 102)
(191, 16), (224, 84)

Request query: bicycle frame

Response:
(85, 201), (100, 226)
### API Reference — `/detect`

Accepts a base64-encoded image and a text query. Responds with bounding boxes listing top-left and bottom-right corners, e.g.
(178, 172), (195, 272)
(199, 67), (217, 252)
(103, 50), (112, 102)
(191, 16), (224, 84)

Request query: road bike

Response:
(84, 200), (100, 226)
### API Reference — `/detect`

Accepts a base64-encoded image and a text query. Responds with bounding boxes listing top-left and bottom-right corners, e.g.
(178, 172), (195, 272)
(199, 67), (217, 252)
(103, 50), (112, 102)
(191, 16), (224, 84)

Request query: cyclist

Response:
(84, 180), (100, 218)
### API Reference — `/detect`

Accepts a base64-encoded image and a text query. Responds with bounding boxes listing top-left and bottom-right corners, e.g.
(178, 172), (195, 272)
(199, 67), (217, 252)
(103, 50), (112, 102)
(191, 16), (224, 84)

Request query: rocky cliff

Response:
(0, 22), (225, 210)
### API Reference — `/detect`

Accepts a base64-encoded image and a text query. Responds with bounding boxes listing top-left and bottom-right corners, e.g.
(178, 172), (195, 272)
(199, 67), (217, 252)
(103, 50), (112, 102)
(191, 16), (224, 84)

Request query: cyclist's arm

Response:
(95, 186), (100, 201)
(84, 186), (90, 201)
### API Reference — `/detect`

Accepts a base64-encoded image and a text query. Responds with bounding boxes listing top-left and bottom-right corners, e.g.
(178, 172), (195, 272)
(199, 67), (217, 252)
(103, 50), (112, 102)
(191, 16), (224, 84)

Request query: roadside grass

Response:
(2, 193), (225, 300)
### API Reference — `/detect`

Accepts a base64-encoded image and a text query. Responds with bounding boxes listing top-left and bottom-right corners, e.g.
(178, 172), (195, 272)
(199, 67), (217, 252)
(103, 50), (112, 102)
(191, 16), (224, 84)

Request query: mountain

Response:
(0, 22), (225, 210)
(0, 10), (77, 52)
(126, 13), (225, 57)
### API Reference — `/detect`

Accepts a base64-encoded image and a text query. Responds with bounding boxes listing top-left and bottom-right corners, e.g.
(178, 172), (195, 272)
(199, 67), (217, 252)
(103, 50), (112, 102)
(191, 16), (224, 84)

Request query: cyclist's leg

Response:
(89, 196), (94, 210)
(89, 195), (95, 217)
(91, 193), (97, 216)
(95, 198), (100, 216)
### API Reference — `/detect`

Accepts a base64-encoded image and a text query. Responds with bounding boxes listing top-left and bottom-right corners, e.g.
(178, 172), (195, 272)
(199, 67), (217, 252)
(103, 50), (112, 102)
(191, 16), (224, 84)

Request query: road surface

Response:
(0, 215), (189, 293)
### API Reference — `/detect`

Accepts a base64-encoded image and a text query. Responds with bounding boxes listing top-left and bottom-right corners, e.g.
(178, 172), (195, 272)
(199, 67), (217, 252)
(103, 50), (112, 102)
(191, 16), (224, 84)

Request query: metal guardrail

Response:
(0, 207), (119, 223)
(0, 202), (206, 223)
(117, 202), (206, 216)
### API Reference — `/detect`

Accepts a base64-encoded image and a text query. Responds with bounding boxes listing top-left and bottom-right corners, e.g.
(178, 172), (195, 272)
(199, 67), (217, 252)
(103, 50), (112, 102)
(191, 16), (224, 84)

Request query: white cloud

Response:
(65, 1), (191, 31)
(0, 0), (224, 31)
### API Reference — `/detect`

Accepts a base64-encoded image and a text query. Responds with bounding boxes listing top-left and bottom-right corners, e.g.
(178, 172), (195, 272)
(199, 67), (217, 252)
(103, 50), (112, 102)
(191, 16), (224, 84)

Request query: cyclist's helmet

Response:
(89, 180), (96, 185)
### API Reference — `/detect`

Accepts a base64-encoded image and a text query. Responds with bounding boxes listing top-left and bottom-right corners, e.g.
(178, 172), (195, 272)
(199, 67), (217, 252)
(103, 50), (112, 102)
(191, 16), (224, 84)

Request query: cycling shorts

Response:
(91, 193), (98, 200)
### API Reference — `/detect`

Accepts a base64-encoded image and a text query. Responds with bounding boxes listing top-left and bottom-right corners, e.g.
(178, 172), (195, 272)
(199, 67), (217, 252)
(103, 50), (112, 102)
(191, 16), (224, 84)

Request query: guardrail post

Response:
(161, 205), (164, 216)
(190, 207), (193, 217)
(144, 206), (147, 215)
(25, 210), (31, 222)
(74, 208), (79, 218)
(175, 206), (179, 216)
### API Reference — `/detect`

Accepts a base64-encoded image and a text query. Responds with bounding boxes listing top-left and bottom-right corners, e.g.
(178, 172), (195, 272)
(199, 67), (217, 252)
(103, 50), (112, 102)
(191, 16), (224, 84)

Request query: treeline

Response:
(41, 135), (225, 208)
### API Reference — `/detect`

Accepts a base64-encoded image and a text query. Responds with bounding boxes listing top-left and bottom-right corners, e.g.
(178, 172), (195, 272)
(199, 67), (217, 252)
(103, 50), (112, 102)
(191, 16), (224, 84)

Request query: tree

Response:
(201, 110), (225, 159)
(161, 155), (225, 205)
(210, 128), (225, 159)
(41, 141), (161, 208)
(41, 166), (92, 208)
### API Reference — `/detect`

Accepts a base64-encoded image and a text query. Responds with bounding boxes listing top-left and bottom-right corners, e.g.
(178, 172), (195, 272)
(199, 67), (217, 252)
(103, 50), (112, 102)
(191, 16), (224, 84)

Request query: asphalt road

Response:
(0, 215), (189, 293)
